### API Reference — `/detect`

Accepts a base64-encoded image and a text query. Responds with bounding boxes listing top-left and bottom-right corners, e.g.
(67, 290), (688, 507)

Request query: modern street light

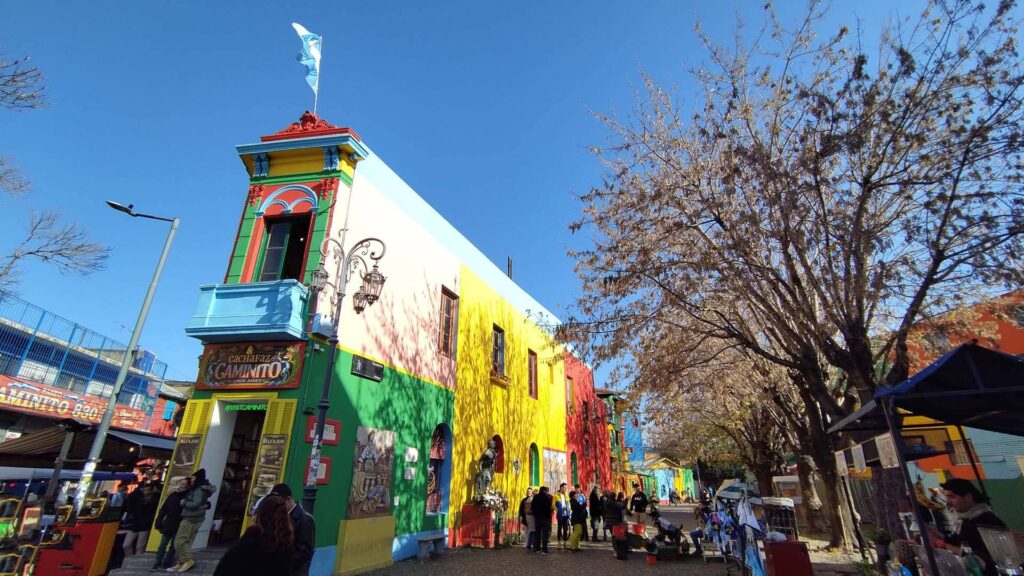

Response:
(303, 236), (386, 514)
(72, 201), (179, 517)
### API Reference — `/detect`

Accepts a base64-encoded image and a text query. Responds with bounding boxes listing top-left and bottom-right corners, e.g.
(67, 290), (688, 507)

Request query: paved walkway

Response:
(365, 505), (863, 576)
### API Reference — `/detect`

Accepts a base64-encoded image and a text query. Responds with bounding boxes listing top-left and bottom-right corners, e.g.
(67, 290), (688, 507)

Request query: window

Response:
(530, 444), (540, 486)
(492, 434), (505, 473)
(438, 289), (458, 359)
(492, 325), (505, 376)
(162, 402), (176, 420)
(947, 439), (979, 465)
(583, 402), (590, 433)
(584, 439), (591, 458)
(257, 214), (312, 282)
(571, 452), (579, 486)
(426, 425), (448, 514)
(566, 377), (574, 414)
(527, 351), (538, 399)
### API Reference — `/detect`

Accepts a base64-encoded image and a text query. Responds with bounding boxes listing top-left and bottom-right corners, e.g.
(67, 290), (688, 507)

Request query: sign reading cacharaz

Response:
(197, 342), (304, 390)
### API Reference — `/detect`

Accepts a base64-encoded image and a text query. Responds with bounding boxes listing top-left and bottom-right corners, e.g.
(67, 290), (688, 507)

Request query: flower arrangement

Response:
(473, 486), (509, 511)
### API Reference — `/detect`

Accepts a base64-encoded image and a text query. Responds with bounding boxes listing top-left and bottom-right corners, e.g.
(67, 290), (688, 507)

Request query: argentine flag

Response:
(292, 23), (322, 96)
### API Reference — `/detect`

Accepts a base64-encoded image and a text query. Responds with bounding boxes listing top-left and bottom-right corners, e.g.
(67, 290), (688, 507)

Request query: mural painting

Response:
(348, 427), (396, 518)
(542, 448), (567, 489)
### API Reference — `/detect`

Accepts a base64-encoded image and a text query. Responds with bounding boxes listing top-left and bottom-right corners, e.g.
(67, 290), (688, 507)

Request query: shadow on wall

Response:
(447, 283), (567, 534)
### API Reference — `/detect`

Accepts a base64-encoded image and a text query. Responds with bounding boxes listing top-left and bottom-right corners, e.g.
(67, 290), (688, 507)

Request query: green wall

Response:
(280, 345), (455, 548)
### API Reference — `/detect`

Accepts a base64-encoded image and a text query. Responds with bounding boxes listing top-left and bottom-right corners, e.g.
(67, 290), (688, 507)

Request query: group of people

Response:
(111, 469), (315, 576)
(517, 483), (655, 556)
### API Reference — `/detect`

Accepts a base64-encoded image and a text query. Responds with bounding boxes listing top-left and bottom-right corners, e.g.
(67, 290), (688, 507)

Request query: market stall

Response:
(829, 342), (1024, 575)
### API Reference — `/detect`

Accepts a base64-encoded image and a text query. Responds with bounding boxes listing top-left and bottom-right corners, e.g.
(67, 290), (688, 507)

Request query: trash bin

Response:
(764, 540), (813, 576)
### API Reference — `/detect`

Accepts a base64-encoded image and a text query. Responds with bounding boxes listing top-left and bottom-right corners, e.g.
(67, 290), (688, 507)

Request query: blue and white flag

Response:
(291, 22), (322, 95)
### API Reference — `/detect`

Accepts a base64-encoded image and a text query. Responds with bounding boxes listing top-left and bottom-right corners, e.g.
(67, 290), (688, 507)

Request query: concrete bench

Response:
(415, 535), (446, 561)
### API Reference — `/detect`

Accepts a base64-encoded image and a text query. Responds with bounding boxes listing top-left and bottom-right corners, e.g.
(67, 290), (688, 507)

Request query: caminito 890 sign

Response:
(197, 342), (305, 390)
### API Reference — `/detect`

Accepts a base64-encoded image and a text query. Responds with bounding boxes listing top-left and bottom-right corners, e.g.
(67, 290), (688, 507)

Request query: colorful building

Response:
(162, 112), (603, 575)
(564, 352), (612, 493)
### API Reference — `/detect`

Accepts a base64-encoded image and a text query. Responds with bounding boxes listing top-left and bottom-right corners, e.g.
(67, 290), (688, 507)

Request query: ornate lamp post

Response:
(303, 236), (386, 514)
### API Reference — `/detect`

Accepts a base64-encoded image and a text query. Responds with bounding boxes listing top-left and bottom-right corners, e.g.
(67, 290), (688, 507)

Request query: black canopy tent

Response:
(0, 421), (175, 469)
(829, 343), (1024, 575)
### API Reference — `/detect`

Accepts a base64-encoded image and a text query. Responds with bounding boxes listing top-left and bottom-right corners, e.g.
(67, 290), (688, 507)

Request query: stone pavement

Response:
(364, 504), (864, 576)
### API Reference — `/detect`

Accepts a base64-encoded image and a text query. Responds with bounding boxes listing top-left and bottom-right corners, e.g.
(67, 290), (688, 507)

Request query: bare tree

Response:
(564, 0), (1023, 545)
(1, 51), (107, 290)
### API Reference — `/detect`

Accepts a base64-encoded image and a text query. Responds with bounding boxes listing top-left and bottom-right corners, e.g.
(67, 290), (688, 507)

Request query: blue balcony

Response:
(185, 280), (310, 343)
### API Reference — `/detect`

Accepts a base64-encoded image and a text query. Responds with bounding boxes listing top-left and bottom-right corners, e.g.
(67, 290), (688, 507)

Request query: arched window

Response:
(426, 425), (451, 515)
(529, 443), (540, 487)
(492, 434), (505, 473)
(570, 452), (579, 486)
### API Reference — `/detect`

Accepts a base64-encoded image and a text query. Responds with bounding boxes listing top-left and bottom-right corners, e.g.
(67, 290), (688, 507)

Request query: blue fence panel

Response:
(0, 293), (169, 430)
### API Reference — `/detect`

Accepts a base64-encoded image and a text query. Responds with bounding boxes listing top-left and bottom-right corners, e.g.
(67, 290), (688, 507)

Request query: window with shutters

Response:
(527, 350), (538, 399)
(438, 288), (458, 359)
(256, 214), (312, 282)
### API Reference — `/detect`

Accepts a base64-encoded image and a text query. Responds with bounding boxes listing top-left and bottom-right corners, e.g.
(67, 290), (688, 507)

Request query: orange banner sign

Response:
(0, 375), (148, 430)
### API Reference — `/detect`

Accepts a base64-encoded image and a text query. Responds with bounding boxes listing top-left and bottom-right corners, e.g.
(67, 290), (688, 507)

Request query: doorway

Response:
(212, 409), (265, 543)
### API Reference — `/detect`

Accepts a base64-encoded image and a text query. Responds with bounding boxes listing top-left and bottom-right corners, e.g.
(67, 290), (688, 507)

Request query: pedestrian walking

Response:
(151, 477), (189, 572)
(573, 484), (589, 541)
(213, 494), (293, 576)
(568, 491), (586, 551)
(268, 484), (315, 576)
(530, 486), (554, 554)
(589, 487), (606, 542)
(554, 483), (570, 548)
(122, 481), (159, 556)
(168, 469), (215, 573)
(518, 487), (534, 550)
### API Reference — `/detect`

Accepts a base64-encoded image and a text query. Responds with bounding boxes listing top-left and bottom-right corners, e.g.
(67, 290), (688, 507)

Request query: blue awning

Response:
(873, 343), (1024, 436)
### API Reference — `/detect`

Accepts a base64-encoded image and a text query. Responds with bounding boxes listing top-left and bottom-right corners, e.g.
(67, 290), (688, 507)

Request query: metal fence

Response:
(0, 293), (167, 428)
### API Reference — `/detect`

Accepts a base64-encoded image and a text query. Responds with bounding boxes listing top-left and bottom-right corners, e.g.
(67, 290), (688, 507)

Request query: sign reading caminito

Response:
(197, 342), (304, 390)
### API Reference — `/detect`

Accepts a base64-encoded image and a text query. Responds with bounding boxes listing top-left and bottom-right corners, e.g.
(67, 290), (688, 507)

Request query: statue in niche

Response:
(474, 439), (498, 495)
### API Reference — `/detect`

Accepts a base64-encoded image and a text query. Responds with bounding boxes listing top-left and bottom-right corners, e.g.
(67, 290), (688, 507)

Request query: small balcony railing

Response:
(185, 280), (309, 343)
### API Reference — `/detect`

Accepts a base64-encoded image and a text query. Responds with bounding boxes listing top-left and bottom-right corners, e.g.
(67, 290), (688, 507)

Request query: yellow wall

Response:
(449, 266), (567, 531)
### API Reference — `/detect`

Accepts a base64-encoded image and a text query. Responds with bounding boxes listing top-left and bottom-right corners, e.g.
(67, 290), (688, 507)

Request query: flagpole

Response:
(313, 35), (322, 115)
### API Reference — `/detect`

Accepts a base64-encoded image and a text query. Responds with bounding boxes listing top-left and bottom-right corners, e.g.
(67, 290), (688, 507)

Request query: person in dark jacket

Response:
(605, 491), (628, 560)
(518, 487), (535, 550)
(530, 486), (554, 554)
(629, 485), (649, 516)
(152, 478), (189, 571)
(933, 478), (1008, 576)
(589, 487), (606, 541)
(568, 491), (587, 551)
(270, 483), (315, 576)
(122, 482), (160, 556)
(170, 468), (216, 573)
(213, 494), (293, 576)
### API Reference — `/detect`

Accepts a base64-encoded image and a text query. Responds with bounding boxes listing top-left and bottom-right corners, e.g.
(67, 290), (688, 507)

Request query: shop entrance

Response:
(212, 407), (265, 543)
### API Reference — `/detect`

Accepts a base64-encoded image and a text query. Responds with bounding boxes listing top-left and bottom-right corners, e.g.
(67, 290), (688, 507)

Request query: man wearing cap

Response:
(933, 478), (1007, 576)
(270, 484), (315, 576)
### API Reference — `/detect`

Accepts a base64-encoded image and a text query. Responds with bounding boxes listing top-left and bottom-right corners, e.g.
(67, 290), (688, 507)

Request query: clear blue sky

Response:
(2, 1), (904, 382)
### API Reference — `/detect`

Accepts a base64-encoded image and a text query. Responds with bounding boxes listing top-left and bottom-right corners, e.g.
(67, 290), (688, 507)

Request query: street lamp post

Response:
(73, 201), (178, 517)
(303, 236), (386, 514)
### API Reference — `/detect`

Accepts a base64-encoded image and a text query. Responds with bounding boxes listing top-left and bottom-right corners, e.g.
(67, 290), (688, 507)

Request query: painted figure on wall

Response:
(349, 427), (395, 518)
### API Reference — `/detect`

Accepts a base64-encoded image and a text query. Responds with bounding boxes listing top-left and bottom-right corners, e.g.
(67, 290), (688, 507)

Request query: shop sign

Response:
(0, 375), (147, 429)
(351, 355), (383, 382)
(225, 402), (268, 412)
(197, 342), (304, 390)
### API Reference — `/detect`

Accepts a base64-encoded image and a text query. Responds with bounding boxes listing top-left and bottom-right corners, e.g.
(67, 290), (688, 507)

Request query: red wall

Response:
(563, 351), (613, 492)
(145, 397), (180, 438)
